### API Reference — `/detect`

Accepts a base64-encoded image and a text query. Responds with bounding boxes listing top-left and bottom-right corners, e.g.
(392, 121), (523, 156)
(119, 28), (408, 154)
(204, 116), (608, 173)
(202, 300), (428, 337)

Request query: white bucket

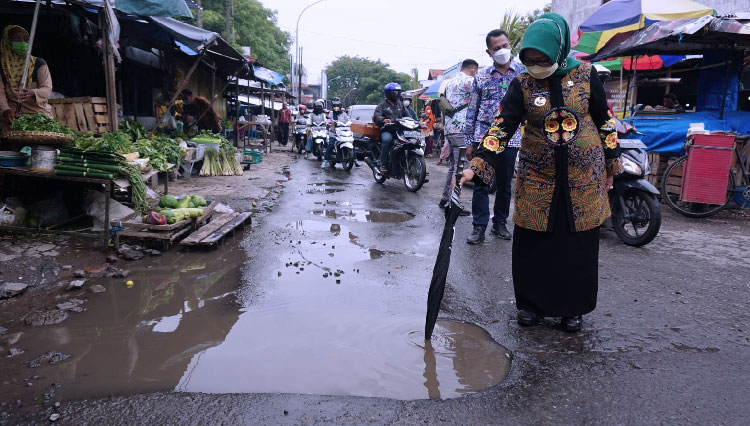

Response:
(30, 146), (58, 172)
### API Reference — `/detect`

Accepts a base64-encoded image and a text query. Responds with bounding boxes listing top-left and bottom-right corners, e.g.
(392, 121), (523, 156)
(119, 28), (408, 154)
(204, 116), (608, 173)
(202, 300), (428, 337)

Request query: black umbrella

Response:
(425, 147), (467, 340)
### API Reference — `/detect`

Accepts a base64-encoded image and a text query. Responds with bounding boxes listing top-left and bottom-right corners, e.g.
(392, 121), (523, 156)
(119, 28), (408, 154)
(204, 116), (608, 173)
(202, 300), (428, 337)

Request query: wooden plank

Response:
(74, 103), (87, 132)
(94, 115), (109, 124)
(93, 104), (107, 113)
(180, 213), (237, 245)
(199, 212), (252, 246)
(82, 103), (96, 131)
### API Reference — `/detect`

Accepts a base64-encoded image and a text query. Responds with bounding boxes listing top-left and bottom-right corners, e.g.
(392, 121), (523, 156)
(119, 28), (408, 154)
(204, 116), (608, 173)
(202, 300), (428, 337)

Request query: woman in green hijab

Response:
(460, 13), (622, 332)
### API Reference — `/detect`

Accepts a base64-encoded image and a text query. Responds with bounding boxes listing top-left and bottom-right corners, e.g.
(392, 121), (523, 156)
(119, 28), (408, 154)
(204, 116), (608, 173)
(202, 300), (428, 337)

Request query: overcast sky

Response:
(260, 0), (550, 84)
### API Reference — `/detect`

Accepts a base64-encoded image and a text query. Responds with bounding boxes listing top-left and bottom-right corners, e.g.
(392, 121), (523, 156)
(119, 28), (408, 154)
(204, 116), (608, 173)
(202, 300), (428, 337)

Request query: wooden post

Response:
(99, 12), (118, 131)
(196, 0), (203, 28)
(234, 76), (239, 147)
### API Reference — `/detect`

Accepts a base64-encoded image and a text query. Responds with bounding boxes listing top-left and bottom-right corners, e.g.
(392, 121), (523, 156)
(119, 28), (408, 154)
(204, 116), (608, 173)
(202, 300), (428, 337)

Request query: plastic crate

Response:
(681, 134), (735, 204)
(241, 149), (263, 164)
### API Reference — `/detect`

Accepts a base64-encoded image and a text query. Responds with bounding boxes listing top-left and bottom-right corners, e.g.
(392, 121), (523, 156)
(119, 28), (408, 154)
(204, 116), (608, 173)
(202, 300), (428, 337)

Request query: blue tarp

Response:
(631, 111), (750, 154)
(115, 0), (192, 18)
(696, 50), (743, 112)
(251, 64), (284, 86)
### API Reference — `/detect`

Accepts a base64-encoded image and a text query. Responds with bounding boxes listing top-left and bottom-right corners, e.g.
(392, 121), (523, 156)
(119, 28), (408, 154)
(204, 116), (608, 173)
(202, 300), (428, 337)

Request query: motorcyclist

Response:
(373, 82), (410, 174)
(296, 104), (309, 123)
(321, 97), (355, 168)
(305, 99), (328, 159)
(402, 92), (417, 120)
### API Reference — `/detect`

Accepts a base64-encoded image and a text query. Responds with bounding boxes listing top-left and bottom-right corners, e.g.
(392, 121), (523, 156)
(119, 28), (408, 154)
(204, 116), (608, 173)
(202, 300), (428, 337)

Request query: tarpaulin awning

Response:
(587, 15), (750, 61)
(237, 94), (283, 111)
(251, 64), (285, 86)
(630, 111), (750, 154)
(573, 0), (714, 54)
(114, 0), (191, 18)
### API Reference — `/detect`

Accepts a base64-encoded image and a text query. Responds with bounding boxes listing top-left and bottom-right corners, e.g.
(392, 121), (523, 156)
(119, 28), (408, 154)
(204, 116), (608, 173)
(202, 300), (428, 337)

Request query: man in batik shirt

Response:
(464, 29), (524, 244)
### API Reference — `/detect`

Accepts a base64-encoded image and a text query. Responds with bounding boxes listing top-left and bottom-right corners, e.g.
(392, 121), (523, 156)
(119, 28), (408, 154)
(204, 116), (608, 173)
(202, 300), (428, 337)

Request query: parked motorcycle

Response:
(364, 117), (427, 192)
(310, 120), (328, 160)
(328, 120), (355, 171)
(604, 118), (661, 246)
(293, 117), (308, 154)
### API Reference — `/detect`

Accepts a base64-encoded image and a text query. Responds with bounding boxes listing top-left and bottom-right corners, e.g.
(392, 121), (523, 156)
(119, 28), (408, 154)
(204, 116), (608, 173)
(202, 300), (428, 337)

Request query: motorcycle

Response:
(327, 120), (356, 171)
(310, 120), (328, 160)
(603, 117), (661, 246)
(364, 117), (427, 192)
(293, 117), (308, 154)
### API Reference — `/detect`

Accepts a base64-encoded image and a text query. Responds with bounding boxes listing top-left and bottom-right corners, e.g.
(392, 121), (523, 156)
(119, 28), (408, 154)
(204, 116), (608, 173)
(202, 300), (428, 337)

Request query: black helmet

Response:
(384, 82), (402, 102)
(313, 99), (325, 113)
(331, 97), (342, 111)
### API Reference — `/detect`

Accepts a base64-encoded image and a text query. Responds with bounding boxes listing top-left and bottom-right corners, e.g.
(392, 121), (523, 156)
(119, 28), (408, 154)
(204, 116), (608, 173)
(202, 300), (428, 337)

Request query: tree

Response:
(500, 4), (551, 56)
(325, 56), (411, 106)
(200, 0), (291, 74)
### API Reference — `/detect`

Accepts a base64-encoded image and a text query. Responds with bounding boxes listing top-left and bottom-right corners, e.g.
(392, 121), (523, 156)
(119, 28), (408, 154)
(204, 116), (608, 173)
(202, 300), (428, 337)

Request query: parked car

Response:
(348, 104), (379, 159)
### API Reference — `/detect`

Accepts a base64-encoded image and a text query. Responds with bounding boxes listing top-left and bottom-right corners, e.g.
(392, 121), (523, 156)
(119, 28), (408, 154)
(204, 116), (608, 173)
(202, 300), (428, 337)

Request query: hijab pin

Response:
(534, 96), (546, 106)
(567, 80), (574, 87)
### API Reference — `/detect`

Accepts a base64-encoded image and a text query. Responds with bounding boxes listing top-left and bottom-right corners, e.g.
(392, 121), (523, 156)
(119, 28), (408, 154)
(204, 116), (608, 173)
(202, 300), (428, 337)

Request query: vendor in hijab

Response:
(460, 13), (622, 333)
(0, 25), (53, 130)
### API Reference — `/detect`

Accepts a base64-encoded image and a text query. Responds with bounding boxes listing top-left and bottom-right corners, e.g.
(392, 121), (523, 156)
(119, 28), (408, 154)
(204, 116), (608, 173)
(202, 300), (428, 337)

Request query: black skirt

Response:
(511, 207), (600, 318)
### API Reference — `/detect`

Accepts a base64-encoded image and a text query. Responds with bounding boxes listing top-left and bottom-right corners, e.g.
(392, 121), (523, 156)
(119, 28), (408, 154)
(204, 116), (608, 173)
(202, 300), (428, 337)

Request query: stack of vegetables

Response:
(147, 194), (207, 224)
(55, 147), (150, 213)
(194, 131), (243, 177)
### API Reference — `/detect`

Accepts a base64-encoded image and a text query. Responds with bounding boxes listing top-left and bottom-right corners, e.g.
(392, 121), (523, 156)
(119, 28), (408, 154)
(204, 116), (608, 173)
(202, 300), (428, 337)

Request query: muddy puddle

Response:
(0, 218), (510, 403)
(310, 209), (415, 223)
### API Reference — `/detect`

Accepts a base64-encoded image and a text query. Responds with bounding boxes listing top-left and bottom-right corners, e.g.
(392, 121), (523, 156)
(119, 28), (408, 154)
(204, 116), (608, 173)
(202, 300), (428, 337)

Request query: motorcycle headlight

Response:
(622, 157), (643, 176)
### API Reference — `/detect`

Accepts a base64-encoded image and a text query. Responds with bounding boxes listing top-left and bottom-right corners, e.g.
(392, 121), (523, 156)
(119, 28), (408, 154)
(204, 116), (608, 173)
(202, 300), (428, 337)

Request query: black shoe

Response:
(491, 222), (512, 240)
(517, 310), (540, 326)
(466, 226), (486, 245)
(459, 209), (470, 216)
(561, 316), (583, 332)
(438, 199), (449, 209)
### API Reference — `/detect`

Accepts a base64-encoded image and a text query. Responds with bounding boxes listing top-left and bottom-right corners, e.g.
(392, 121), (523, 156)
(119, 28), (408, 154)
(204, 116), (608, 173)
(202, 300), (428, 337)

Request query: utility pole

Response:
(196, 0), (202, 28)
(298, 47), (303, 105)
(294, 0), (325, 102)
(225, 0), (231, 42)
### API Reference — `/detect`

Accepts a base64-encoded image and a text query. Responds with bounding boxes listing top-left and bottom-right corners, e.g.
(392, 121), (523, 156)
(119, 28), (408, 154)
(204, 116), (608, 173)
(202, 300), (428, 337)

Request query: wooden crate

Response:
(647, 153), (681, 193)
(49, 97), (113, 134)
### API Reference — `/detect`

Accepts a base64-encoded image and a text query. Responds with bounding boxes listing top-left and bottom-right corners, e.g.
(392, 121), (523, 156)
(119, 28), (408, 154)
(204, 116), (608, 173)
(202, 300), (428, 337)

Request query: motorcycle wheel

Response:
(296, 139), (303, 154)
(373, 167), (387, 184)
(403, 155), (427, 192)
(661, 155), (734, 218)
(342, 147), (354, 171)
(315, 144), (323, 161)
(612, 189), (661, 247)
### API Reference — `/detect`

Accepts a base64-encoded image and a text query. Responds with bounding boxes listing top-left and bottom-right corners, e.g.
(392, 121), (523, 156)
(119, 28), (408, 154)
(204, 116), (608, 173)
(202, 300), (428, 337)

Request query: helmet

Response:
(314, 99), (325, 108)
(384, 82), (402, 102)
(331, 97), (342, 111)
(298, 104), (308, 114)
(400, 92), (412, 100)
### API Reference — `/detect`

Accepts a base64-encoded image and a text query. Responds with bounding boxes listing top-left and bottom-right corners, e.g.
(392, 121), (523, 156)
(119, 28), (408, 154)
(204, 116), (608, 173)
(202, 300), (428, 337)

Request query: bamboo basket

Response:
(4, 131), (74, 145)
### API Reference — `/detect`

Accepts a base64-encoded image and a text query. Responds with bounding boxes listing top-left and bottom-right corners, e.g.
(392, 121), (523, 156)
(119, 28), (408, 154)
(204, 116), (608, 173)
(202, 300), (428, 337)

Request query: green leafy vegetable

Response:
(10, 113), (76, 137)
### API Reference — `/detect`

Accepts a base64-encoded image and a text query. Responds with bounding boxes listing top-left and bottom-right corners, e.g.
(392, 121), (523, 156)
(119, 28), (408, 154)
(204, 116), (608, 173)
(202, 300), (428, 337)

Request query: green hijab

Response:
(519, 12), (581, 77)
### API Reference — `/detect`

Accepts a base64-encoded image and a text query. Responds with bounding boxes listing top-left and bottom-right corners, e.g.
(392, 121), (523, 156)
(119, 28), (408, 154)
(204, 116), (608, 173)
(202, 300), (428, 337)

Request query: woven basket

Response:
(4, 131), (74, 145)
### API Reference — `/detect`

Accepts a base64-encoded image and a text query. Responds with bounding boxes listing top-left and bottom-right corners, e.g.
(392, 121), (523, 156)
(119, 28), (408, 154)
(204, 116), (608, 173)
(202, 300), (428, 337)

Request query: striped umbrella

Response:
(573, 0), (714, 55)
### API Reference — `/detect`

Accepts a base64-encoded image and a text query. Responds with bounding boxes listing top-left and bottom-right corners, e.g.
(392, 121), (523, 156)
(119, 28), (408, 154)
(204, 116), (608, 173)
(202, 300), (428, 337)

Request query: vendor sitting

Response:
(180, 89), (221, 134)
(0, 25), (53, 132)
(655, 93), (685, 113)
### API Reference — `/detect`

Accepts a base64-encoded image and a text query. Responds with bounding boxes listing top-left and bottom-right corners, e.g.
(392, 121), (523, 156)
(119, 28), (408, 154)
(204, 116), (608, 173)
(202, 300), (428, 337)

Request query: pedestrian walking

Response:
(439, 59), (478, 211)
(421, 104), (435, 158)
(464, 30), (524, 244)
(277, 102), (291, 146)
(460, 13), (622, 332)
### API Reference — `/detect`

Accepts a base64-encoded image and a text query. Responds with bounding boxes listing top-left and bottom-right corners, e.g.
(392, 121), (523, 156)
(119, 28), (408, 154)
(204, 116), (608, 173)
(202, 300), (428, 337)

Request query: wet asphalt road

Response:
(23, 156), (750, 424)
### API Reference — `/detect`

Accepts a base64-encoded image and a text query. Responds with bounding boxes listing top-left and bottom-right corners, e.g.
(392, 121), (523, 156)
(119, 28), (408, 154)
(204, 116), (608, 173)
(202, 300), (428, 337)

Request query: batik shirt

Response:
(469, 63), (622, 232)
(443, 71), (475, 135)
(464, 62), (524, 147)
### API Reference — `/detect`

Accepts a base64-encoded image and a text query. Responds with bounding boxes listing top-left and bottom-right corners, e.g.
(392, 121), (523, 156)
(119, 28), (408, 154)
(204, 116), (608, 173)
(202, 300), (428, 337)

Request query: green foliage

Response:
(325, 56), (412, 106)
(501, 4), (551, 56)
(200, 0), (291, 74)
(10, 113), (76, 137)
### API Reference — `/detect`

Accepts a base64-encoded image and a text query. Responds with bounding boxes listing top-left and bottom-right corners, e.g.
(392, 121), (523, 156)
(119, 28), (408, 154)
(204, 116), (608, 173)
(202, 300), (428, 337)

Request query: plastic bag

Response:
(26, 193), (69, 228)
(84, 190), (135, 231)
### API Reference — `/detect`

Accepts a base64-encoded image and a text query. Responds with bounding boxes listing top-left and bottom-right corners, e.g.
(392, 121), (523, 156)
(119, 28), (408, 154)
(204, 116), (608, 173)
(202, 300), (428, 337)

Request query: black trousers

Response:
(277, 123), (290, 145)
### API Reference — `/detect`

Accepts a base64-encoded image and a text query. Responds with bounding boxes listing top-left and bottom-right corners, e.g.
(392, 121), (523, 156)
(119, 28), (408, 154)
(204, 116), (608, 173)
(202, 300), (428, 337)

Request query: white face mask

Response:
(402, 100), (410, 107)
(492, 48), (512, 65)
(526, 63), (559, 80)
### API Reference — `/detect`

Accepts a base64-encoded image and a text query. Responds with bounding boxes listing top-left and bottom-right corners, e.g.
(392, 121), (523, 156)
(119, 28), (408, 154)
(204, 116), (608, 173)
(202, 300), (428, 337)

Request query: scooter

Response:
(364, 118), (427, 192)
(293, 116), (308, 154)
(604, 117), (661, 246)
(310, 120), (328, 161)
(328, 120), (355, 171)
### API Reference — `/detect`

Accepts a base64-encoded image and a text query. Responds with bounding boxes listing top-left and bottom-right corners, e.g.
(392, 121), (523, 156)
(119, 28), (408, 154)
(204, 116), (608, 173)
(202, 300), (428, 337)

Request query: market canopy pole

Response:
(16, 0), (42, 115)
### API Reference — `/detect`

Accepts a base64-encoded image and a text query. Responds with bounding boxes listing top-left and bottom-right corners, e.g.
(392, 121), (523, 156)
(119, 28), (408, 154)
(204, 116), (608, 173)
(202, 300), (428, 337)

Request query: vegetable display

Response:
(199, 149), (243, 176)
(155, 194), (207, 223)
(10, 113), (76, 137)
(55, 148), (150, 213)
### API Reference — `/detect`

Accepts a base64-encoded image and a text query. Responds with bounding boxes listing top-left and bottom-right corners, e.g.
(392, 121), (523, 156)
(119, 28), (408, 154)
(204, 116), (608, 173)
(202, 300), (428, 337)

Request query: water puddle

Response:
(305, 182), (363, 194)
(0, 219), (510, 403)
(310, 209), (415, 223)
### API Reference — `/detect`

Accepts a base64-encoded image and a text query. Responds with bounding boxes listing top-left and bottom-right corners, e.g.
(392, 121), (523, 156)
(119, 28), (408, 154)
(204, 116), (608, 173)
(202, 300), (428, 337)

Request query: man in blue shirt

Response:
(464, 29), (524, 244)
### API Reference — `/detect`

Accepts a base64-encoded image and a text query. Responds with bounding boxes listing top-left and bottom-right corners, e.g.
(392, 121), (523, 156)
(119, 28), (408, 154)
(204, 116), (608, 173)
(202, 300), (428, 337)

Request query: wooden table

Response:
(0, 166), (113, 246)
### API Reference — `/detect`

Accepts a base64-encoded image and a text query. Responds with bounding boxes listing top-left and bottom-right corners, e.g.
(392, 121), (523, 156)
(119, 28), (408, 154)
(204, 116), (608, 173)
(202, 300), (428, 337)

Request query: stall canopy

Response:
(66, 0), (192, 17)
(251, 64), (285, 86)
(587, 15), (750, 60)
